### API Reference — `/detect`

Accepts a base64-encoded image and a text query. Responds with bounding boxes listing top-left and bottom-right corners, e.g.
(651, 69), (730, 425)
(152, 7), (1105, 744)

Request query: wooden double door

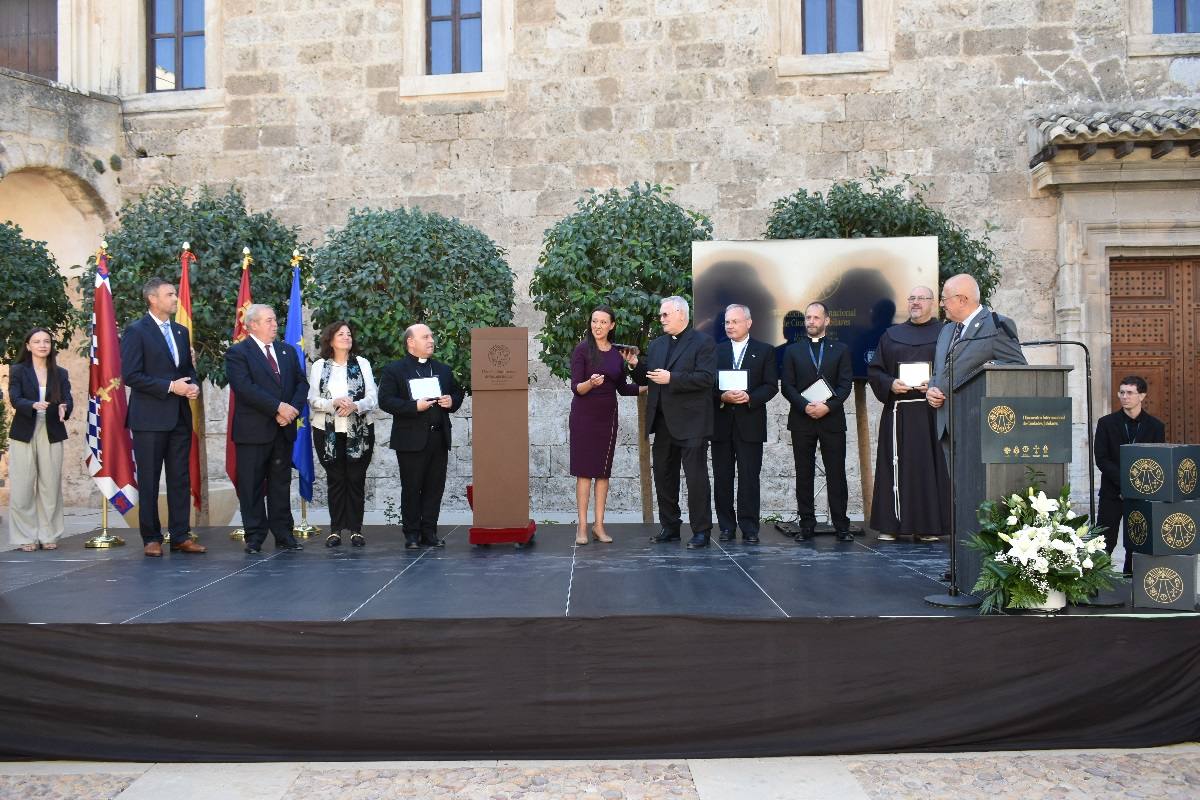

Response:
(1109, 256), (1200, 443)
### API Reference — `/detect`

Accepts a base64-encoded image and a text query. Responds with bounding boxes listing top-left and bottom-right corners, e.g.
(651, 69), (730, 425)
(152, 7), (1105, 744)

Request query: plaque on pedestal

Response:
(1133, 553), (1199, 611)
(1125, 500), (1200, 556)
(1121, 443), (1200, 503)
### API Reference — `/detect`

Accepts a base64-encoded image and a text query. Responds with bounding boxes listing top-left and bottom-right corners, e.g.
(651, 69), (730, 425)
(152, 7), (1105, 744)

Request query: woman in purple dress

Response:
(570, 306), (640, 545)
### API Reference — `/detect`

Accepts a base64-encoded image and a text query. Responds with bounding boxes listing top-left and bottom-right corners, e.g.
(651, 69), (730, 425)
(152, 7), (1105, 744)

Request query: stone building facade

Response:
(2, 0), (1198, 524)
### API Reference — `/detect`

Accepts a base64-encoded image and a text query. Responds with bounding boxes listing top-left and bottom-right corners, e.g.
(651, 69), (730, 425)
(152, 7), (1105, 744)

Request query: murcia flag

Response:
(225, 248), (253, 485)
(84, 247), (138, 515)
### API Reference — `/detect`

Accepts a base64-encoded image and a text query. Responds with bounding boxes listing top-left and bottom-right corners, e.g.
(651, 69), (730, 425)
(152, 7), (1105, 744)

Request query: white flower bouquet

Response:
(968, 470), (1123, 613)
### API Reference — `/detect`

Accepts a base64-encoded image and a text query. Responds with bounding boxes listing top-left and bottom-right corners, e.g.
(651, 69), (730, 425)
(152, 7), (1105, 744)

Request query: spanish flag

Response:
(178, 245), (203, 510)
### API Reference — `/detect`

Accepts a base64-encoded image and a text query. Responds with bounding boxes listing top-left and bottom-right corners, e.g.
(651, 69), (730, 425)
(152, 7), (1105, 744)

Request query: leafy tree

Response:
(309, 207), (515, 391)
(765, 169), (1003, 305)
(530, 183), (713, 521)
(531, 183), (713, 376)
(0, 222), (74, 360)
(75, 185), (307, 386)
(1, 222), (74, 455)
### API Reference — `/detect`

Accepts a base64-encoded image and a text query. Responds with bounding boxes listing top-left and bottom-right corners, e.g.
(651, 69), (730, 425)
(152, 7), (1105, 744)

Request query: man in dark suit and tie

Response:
(121, 277), (207, 557)
(225, 303), (309, 554)
(712, 303), (778, 544)
(377, 323), (465, 550)
(927, 273), (1027, 456)
(781, 301), (854, 542)
(630, 295), (718, 549)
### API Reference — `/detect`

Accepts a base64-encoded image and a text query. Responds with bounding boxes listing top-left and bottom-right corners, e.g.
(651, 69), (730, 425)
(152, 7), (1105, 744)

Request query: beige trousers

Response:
(7, 415), (65, 546)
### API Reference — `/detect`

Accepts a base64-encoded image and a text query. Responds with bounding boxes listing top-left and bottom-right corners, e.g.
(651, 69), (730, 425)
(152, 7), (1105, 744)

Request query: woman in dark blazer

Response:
(7, 328), (72, 551)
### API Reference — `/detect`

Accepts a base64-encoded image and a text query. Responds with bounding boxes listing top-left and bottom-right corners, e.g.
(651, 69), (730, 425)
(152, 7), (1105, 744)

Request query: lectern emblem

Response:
(1127, 511), (1149, 546)
(1129, 458), (1165, 494)
(487, 344), (512, 368)
(1143, 567), (1185, 604)
(987, 405), (1016, 434)
(1161, 513), (1197, 550)
(1179, 458), (1198, 495)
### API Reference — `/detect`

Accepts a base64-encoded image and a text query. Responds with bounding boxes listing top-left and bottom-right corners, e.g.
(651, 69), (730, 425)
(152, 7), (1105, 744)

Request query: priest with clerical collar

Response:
(780, 301), (854, 542)
(377, 323), (465, 550)
(1094, 375), (1166, 574)
(867, 286), (950, 542)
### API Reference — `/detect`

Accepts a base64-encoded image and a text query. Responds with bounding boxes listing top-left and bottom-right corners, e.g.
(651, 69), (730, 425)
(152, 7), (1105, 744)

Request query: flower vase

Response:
(1030, 589), (1067, 612)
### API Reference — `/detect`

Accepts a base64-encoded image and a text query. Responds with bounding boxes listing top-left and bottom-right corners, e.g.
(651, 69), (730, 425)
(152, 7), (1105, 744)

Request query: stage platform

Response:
(1, 524), (1197, 762)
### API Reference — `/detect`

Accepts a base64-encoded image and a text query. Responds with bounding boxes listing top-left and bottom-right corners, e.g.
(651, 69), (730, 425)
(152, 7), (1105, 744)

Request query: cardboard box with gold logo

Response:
(1120, 443), (1200, 502)
(1133, 553), (1199, 611)
(1124, 500), (1200, 556)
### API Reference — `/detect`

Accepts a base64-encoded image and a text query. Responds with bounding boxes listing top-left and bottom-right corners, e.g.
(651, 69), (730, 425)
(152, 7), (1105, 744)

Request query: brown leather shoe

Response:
(143, 541), (163, 557)
(170, 539), (207, 554)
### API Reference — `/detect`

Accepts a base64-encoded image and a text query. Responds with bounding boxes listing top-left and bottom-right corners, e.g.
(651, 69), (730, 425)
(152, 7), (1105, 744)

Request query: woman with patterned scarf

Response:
(307, 321), (378, 547)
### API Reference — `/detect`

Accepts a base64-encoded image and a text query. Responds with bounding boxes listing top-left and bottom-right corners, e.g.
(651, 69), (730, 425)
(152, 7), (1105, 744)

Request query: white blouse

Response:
(307, 356), (378, 434)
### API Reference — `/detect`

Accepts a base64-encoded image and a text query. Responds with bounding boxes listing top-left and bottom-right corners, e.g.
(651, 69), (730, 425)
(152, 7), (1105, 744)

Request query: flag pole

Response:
(230, 246), (254, 541)
(83, 238), (133, 548)
(294, 499), (319, 538)
(85, 496), (125, 548)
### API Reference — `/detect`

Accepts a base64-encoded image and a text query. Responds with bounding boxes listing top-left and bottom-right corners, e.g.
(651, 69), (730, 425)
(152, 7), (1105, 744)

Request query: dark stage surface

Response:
(0, 524), (1158, 623)
(2, 524), (1198, 762)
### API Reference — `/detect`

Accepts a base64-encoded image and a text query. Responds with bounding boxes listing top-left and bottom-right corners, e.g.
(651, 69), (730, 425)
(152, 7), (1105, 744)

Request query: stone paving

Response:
(845, 751), (1200, 800)
(1, 748), (1198, 799)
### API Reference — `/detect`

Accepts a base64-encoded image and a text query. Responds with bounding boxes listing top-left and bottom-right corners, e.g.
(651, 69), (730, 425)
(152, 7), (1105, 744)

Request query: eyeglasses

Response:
(907, 296), (934, 303)
(939, 294), (965, 303)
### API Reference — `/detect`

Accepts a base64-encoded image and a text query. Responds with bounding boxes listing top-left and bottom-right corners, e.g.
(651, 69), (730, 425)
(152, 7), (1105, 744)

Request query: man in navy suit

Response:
(781, 302), (854, 542)
(225, 303), (309, 554)
(712, 303), (778, 543)
(121, 277), (207, 557)
(630, 295), (718, 549)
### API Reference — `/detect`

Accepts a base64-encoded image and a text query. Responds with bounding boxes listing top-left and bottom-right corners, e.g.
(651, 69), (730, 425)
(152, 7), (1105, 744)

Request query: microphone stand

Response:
(924, 332), (991, 608)
(1018, 340), (1095, 523)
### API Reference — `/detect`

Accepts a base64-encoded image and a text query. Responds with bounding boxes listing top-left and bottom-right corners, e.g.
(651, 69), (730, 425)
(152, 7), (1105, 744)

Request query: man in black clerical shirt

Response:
(781, 302), (854, 542)
(1094, 375), (1166, 574)
(378, 323), (465, 549)
(630, 295), (718, 549)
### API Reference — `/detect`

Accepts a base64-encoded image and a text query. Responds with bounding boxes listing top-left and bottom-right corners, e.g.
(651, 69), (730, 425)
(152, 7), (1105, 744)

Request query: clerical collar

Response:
(809, 336), (824, 343)
(406, 353), (430, 365)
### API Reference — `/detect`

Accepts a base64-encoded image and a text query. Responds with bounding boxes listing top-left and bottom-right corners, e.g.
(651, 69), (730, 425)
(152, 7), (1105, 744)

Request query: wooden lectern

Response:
(468, 327), (535, 546)
(952, 364), (1073, 593)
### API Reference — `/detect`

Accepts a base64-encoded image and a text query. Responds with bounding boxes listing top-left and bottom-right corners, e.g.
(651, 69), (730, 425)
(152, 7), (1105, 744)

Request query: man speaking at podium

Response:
(927, 274), (1026, 453)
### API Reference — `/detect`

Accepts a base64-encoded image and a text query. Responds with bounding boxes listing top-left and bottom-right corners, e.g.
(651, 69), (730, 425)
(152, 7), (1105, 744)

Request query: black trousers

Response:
(1098, 492), (1132, 573)
(712, 437), (763, 536)
(651, 416), (712, 535)
(395, 434), (449, 543)
(314, 428), (373, 534)
(235, 430), (297, 549)
(132, 409), (192, 544)
(792, 427), (850, 532)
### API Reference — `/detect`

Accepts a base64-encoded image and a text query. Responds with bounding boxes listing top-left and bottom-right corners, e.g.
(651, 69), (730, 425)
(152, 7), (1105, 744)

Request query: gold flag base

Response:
(85, 502), (126, 548)
(293, 500), (320, 538)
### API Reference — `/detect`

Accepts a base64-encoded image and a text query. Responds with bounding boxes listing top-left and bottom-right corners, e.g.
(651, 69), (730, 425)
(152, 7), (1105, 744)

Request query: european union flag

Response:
(284, 264), (314, 502)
